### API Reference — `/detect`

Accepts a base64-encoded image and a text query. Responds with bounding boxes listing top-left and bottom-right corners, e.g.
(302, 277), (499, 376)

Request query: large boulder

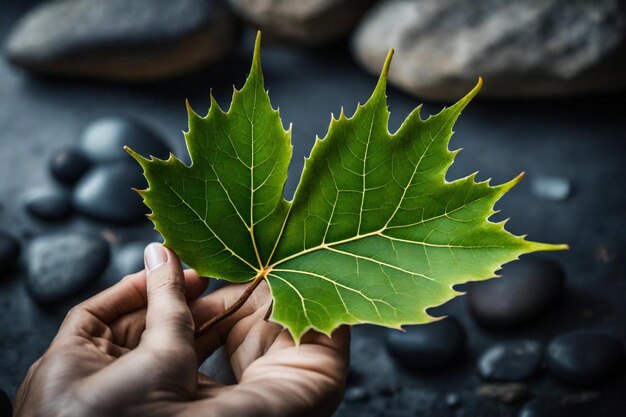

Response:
(228, 0), (376, 45)
(352, 0), (626, 100)
(5, 0), (240, 81)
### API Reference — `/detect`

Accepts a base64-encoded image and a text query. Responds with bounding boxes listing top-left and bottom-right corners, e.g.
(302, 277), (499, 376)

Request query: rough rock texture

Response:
(228, 0), (376, 45)
(352, 0), (626, 100)
(5, 0), (240, 81)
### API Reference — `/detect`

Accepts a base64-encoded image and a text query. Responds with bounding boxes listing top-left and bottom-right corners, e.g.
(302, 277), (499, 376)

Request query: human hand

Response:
(15, 243), (350, 417)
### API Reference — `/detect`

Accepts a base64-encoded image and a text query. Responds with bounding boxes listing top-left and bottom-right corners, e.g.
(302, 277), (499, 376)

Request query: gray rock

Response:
(114, 242), (147, 277)
(531, 176), (573, 202)
(23, 187), (72, 221)
(352, 0), (626, 100)
(478, 340), (543, 382)
(0, 230), (20, 276)
(26, 233), (110, 304)
(467, 259), (565, 329)
(73, 162), (146, 223)
(228, 0), (375, 45)
(5, 0), (240, 81)
(81, 117), (170, 164)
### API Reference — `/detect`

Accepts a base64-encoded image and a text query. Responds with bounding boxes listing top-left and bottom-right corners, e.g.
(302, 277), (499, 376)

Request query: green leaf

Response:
(128, 33), (567, 342)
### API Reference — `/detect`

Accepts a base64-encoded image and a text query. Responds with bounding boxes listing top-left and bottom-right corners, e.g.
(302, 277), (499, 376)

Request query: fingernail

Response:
(145, 243), (167, 271)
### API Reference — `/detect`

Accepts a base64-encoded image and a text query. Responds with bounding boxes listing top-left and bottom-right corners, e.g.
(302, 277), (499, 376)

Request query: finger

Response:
(142, 243), (195, 348)
(109, 270), (206, 348)
(191, 280), (273, 361)
(58, 263), (207, 341)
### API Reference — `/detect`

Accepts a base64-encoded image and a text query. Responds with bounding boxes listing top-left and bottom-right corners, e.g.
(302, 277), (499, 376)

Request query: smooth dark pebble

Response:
(0, 230), (20, 276)
(114, 242), (147, 277)
(478, 339), (543, 382)
(81, 117), (170, 164)
(467, 259), (564, 329)
(49, 147), (91, 185)
(386, 317), (465, 370)
(531, 175), (572, 201)
(26, 233), (110, 305)
(477, 383), (529, 404)
(23, 187), (72, 221)
(73, 162), (146, 223)
(445, 392), (461, 408)
(546, 332), (625, 386)
(0, 388), (11, 417)
(344, 386), (369, 404)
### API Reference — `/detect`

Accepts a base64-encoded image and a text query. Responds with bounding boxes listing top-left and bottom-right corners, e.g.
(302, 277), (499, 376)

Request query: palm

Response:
(188, 281), (349, 417)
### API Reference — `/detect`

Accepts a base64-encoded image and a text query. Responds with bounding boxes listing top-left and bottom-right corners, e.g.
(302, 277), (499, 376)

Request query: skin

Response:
(14, 244), (350, 417)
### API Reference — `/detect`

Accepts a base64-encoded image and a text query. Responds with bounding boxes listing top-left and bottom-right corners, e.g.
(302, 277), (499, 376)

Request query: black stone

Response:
(445, 392), (461, 408)
(477, 340), (543, 382)
(0, 230), (20, 276)
(26, 233), (110, 305)
(0, 388), (11, 417)
(23, 187), (72, 221)
(114, 242), (146, 277)
(80, 117), (170, 164)
(344, 386), (369, 404)
(49, 147), (91, 185)
(73, 162), (147, 223)
(546, 332), (625, 386)
(467, 259), (565, 329)
(386, 317), (465, 370)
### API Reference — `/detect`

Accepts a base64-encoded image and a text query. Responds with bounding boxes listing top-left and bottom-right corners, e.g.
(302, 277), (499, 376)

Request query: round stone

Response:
(80, 117), (170, 164)
(49, 147), (91, 185)
(467, 259), (565, 329)
(73, 162), (146, 223)
(0, 231), (20, 276)
(114, 242), (147, 277)
(478, 340), (543, 382)
(546, 332), (625, 386)
(445, 392), (461, 408)
(531, 176), (573, 202)
(344, 386), (369, 404)
(386, 317), (465, 370)
(23, 187), (72, 221)
(26, 233), (110, 304)
(0, 388), (12, 417)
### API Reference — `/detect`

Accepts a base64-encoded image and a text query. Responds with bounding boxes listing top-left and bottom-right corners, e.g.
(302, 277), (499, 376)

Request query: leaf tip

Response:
(252, 30), (263, 73)
(125, 146), (148, 166)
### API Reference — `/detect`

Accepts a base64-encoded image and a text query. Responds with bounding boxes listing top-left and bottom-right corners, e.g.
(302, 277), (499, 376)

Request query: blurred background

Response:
(0, 1), (625, 416)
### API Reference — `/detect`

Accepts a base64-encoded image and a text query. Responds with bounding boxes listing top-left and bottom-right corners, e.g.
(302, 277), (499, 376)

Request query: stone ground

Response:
(1, 2), (625, 416)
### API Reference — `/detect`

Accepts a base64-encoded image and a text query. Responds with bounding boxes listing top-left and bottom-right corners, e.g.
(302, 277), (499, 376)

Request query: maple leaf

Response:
(127, 33), (567, 342)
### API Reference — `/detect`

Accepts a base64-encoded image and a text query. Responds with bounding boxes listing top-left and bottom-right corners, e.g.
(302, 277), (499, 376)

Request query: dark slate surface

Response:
(1, 2), (625, 416)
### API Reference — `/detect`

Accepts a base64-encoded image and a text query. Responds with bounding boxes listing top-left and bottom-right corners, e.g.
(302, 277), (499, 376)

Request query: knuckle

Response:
(149, 270), (186, 296)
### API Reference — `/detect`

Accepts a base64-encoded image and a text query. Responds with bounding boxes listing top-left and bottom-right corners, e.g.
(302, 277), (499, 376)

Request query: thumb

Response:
(143, 243), (195, 346)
